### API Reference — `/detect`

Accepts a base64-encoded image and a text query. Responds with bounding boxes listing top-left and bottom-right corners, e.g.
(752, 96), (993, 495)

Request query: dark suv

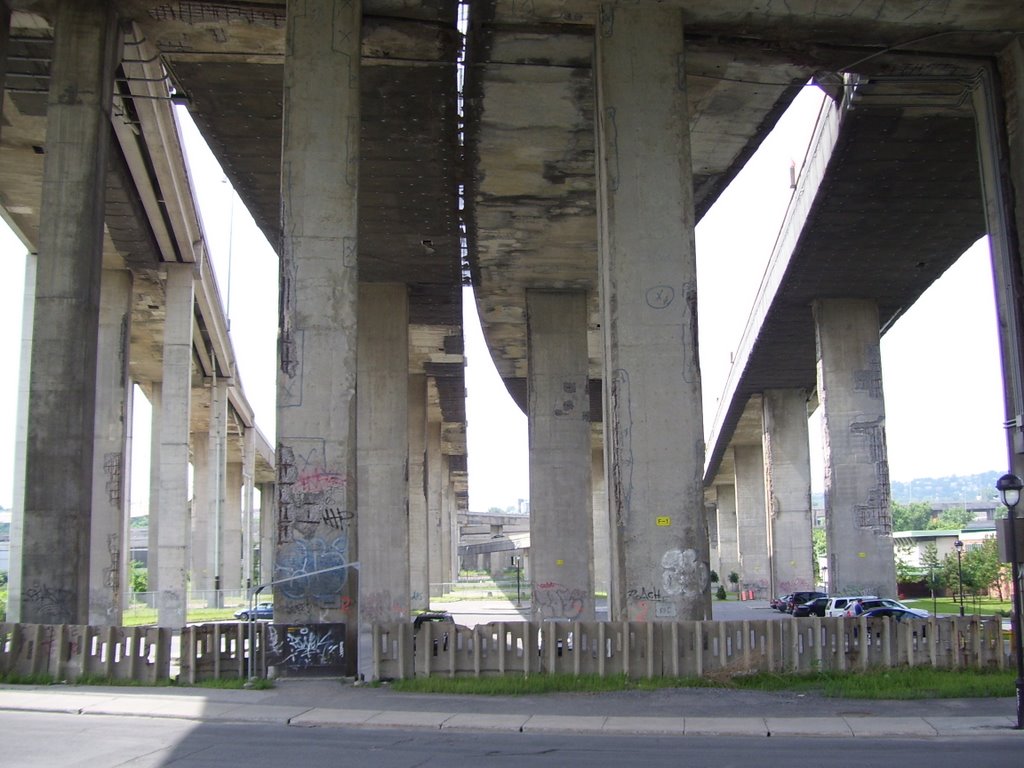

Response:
(786, 591), (827, 613)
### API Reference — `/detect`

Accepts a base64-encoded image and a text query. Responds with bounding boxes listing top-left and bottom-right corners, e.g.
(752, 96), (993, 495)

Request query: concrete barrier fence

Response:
(0, 623), (171, 683)
(373, 616), (1009, 681)
(0, 616), (1010, 684)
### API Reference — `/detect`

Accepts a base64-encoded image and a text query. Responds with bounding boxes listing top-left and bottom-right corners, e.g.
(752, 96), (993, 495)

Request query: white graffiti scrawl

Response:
(661, 548), (708, 596)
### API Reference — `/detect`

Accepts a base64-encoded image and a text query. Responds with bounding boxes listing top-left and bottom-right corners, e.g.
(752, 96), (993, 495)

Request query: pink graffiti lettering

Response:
(294, 468), (348, 493)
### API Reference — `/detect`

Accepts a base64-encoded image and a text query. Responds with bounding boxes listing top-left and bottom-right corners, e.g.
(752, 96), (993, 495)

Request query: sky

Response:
(0, 84), (1010, 516)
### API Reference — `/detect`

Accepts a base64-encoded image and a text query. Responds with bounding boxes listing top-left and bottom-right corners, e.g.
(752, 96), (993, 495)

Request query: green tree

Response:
(728, 571), (740, 592)
(894, 539), (918, 584)
(891, 501), (933, 531)
(928, 508), (976, 531)
(812, 528), (826, 584)
(129, 561), (148, 594)
(709, 570), (719, 584)
(922, 543), (942, 593)
(962, 538), (1004, 601)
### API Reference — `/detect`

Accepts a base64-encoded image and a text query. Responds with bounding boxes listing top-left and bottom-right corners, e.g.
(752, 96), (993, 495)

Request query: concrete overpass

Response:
(6, 2), (1024, 678)
(702, 74), (990, 598)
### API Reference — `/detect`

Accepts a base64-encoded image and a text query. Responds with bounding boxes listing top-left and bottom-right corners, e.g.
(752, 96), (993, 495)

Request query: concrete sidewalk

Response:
(1, 679), (1022, 739)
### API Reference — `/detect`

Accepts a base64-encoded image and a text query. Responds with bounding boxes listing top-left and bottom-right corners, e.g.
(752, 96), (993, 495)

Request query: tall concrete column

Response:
(814, 298), (896, 597)
(223, 460), (243, 591)
(988, 48), (1024, 474)
(8, 252), (37, 622)
(441, 455), (453, 591)
(242, 427), (256, 589)
(527, 290), (594, 620)
(206, 378), (228, 596)
(89, 269), (133, 625)
(714, 484), (740, 588)
(276, 0), (360, 657)
(733, 443), (770, 595)
(706, 499), (719, 579)
(357, 283), (410, 676)
(762, 389), (814, 594)
(156, 263), (195, 627)
(258, 482), (274, 584)
(595, 4), (709, 621)
(20, 2), (119, 624)
(592, 444), (610, 603)
(190, 435), (210, 590)
(408, 374), (429, 610)
(0, 6), (9, 140)
(147, 383), (161, 592)
(426, 419), (443, 598)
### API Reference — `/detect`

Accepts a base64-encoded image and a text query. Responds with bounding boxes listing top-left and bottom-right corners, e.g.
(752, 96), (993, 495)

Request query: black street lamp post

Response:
(996, 473), (1024, 730)
(954, 538), (965, 617)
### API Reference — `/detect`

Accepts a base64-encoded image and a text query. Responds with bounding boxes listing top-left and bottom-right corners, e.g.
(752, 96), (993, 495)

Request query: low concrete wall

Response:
(0, 623), (170, 683)
(372, 616), (1008, 681)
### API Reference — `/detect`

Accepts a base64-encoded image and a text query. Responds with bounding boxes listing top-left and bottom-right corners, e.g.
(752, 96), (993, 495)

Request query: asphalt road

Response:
(3, 710), (1022, 768)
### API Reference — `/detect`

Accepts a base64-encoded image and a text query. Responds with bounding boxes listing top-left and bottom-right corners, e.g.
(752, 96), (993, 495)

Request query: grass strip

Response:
(387, 667), (1015, 699)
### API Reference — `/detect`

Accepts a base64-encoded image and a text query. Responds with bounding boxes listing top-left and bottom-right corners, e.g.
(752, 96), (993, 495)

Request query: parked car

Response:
(863, 607), (924, 622)
(859, 598), (929, 617)
(234, 601), (273, 621)
(792, 596), (829, 617)
(824, 595), (878, 617)
(786, 591), (827, 613)
(771, 593), (792, 612)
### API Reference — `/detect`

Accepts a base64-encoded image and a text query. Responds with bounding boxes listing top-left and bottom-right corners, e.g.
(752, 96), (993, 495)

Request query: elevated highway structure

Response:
(703, 75), (990, 598)
(5, 2), (1024, 677)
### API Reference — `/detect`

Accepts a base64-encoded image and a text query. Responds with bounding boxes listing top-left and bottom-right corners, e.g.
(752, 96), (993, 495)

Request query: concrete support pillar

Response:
(8, 252), (37, 622)
(357, 283), (410, 676)
(813, 298), (896, 597)
(21, 2), (119, 624)
(242, 427), (256, 589)
(190, 435), (210, 590)
(258, 482), (274, 584)
(714, 485), (740, 589)
(207, 378), (228, 596)
(277, 0), (360, 662)
(706, 499), (720, 579)
(762, 389), (815, 594)
(426, 420), (443, 597)
(156, 263), (195, 627)
(147, 384), (161, 592)
(0, 6), (9, 140)
(592, 444), (610, 605)
(89, 269), (133, 625)
(733, 444), (770, 595)
(988, 47), (1024, 473)
(408, 374), (429, 610)
(595, 4), (709, 621)
(223, 460), (243, 592)
(526, 290), (594, 620)
(441, 455), (453, 590)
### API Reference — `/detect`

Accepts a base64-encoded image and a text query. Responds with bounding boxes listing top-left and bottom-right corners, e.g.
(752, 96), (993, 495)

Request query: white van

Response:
(824, 595), (878, 617)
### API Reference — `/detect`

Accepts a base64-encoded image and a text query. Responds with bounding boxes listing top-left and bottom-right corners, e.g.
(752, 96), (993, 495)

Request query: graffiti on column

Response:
(850, 416), (892, 535)
(609, 368), (633, 525)
(23, 583), (74, 621)
(661, 548), (708, 598)
(532, 582), (587, 620)
(276, 437), (354, 610)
